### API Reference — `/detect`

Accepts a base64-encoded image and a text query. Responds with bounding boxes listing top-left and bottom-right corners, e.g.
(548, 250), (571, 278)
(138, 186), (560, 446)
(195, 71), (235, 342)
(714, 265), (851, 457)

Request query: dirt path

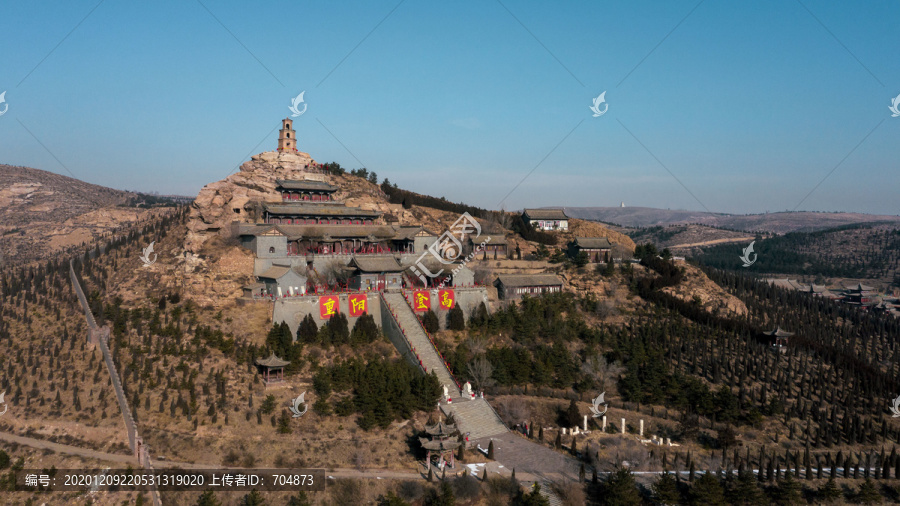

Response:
(0, 430), (138, 466)
(0, 430), (426, 480)
(669, 236), (754, 249)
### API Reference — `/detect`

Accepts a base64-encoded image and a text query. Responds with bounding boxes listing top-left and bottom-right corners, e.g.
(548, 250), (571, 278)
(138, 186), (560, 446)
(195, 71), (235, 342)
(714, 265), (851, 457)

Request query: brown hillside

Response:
(0, 164), (172, 266)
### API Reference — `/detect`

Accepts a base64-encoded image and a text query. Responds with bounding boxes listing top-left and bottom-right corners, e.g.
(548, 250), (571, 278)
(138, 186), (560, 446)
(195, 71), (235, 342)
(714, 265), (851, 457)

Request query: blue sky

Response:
(1, 0), (898, 215)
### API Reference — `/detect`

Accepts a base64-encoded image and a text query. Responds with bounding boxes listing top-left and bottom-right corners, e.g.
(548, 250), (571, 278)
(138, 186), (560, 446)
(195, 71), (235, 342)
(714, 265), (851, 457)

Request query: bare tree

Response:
(581, 355), (625, 393)
(497, 397), (530, 426)
(466, 355), (495, 391)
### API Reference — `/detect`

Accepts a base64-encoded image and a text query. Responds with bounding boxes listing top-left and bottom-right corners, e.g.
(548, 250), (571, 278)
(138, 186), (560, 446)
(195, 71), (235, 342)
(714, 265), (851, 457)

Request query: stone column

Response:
(640, 419), (644, 438)
(621, 418), (626, 434)
(602, 416), (607, 431)
(583, 415), (588, 432)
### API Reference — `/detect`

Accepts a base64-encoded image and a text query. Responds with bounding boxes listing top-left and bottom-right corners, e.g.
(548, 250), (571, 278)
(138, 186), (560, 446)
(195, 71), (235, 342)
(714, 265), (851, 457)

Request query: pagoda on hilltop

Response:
(277, 118), (298, 153)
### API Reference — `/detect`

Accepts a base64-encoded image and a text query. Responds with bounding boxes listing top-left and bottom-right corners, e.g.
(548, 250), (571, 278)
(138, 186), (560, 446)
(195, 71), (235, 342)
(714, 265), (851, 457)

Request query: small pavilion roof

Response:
(419, 438), (461, 452)
(256, 353), (290, 368)
(762, 326), (794, 337)
(424, 420), (458, 436)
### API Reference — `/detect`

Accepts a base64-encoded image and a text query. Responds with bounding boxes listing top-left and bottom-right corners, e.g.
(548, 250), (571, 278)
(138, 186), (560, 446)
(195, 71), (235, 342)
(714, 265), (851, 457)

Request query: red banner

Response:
(438, 289), (455, 310)
(319, 295), (339, 319)
(348, 294), (368, 317)
(412, 291), (431, 312)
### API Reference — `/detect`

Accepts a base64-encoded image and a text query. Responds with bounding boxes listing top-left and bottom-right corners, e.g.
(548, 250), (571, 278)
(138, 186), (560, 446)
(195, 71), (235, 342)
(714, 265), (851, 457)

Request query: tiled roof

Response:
(349, 256), (405, 273)
(523, 208), (568, 220)
(571, 237), (614, 249)
(256, 353), (290, 367)
(264, 202), (381, 218)
(275, 179), (338, 192)
(258, 264), (293, 279)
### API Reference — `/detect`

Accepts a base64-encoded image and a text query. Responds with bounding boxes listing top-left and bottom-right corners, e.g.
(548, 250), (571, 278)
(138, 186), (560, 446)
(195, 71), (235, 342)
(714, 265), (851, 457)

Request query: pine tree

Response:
(195, 491), (222, 506)
(488, 440), (495, 460)
(652, 472), (681, 505)
(447, 305), (465, 331)
(855, 478), (881, 504)
(602, 467), (642, 506)
(818, 477), (842, 503)
(689, 473), (727, 506)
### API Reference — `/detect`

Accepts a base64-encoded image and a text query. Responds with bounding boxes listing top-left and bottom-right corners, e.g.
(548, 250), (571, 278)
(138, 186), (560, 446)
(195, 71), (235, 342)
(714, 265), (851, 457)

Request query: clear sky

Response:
(1, 0), (898, 215)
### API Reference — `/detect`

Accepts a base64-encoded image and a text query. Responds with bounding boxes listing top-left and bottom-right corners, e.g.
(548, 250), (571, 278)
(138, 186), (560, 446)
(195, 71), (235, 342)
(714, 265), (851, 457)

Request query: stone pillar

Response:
(602, 416), (607, 431)
(562, 427), (567, 435)
(621, 418), (626, 434)
(640, 419), (644, 438)
(583, 415), (588, 432)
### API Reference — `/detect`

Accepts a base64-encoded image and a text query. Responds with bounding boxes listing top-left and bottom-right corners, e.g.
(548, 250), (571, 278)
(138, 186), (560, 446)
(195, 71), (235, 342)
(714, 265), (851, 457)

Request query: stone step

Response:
(441, 398), (507, 442)
(382, 293), (460, 397)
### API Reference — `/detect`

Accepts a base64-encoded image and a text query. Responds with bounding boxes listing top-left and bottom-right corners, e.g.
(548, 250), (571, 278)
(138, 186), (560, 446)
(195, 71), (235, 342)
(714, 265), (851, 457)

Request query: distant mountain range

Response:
(561, 206), (900, 234)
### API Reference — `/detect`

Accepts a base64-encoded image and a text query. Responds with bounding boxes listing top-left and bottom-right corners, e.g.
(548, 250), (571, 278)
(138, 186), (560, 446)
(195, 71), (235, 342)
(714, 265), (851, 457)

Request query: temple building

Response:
(277, 179), (339, 202)
(567, 237), (615, 263)
(522, 208), (569, 231)
(494, 273), (563, 300)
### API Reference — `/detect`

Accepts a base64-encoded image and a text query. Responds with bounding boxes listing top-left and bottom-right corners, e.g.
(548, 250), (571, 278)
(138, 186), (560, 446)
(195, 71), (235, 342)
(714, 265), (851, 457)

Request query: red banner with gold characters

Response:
(348, 294), (368, 317)
(412, 291), (431, 312)
(319, 295), (339, 319)
(438, 289), (455, 310)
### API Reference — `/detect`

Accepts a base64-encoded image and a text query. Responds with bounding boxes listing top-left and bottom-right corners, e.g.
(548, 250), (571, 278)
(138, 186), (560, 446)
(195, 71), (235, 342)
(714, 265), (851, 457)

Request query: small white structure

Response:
(621, 418), (626, 434)
(583, 415), (588, 432)
(602, 415), (607, 431)
(639, 419), (644, 438)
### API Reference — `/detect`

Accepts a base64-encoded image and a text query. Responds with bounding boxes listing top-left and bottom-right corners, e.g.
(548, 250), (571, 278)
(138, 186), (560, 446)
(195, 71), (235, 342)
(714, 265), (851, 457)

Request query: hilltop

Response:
(0, 164), (177, 266)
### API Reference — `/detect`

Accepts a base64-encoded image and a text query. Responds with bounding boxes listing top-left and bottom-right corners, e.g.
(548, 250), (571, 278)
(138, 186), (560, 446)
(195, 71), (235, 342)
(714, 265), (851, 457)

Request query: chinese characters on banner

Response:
(348, 294), (368, 317)
(438, 289), (455, 310)
(413, 290), (431, 312)
(319, 295), (339, 319)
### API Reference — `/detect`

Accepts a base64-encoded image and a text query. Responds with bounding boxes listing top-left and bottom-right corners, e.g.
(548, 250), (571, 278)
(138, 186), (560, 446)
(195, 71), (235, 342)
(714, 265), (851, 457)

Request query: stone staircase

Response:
(382, 292), (460, 397)
(441, 398), (507, 442)
(381, 291), (507, 444)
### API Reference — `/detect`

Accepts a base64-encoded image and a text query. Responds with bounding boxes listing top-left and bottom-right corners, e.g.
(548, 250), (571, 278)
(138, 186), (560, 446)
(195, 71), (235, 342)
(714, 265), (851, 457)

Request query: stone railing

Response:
(69, 261), (161, 506)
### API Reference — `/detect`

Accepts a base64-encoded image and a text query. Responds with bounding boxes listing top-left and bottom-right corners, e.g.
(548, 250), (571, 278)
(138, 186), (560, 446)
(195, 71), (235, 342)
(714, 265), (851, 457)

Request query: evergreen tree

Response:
(447, 305), (465, 331)
(652, 472), (681, 505)
(771, 470), (803, 505)
(286, 491), (311, 506)
(601, 467), (641, 506)
(855, 478), (882, 504)
(196, 491), (223, 506)
(376, 491), (410, 506)
(565, 399), (581, 427)
(512, 482), (550, 506)
(350, 313), (380, 345)
(727, 469), (767, 506)
(689, 473), (726, 506)
(277, 409), (292, 434)
(423, 310), (440, 334)
(488, 440), (495, 460)
(818, 477), (842, 503)
(296, 314), (318, 344)
(240, 489), (265, 506)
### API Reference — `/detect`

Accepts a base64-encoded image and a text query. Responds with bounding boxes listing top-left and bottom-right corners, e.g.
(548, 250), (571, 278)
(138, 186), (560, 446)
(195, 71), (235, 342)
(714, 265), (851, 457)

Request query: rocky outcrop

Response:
(661, 262), (748, 317)
(186, 151), (317, 252)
